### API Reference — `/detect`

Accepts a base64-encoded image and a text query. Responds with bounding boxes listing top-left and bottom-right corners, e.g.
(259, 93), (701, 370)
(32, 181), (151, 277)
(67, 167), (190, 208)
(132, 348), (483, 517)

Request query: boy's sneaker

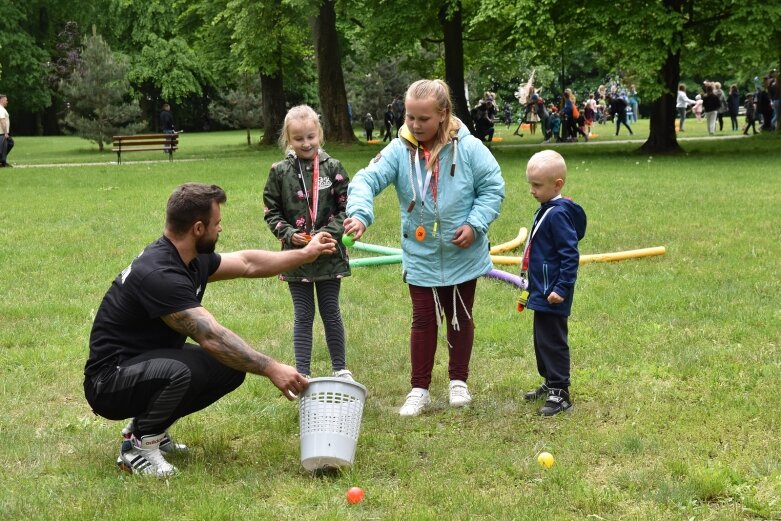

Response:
(448, 380), (472, 407)
(539, 388), (573, 416)
(122, 420), (188, 454)
(399, 388), (430, 416)
(523, 383), (549, 402)
(117, 433), (178, 477)
(333, 369), (354, 381)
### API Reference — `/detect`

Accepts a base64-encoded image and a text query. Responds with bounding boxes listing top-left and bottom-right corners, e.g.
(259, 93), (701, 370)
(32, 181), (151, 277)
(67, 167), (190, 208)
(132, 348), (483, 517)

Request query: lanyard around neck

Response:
(521, 206), (554, 274)
(296, 154), (319, 232)
(413, 147), (438, 203)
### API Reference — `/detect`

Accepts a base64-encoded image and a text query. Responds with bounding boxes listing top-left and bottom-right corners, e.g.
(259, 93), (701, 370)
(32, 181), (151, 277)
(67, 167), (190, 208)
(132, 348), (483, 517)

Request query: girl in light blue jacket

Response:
(344, 79), (505, 416)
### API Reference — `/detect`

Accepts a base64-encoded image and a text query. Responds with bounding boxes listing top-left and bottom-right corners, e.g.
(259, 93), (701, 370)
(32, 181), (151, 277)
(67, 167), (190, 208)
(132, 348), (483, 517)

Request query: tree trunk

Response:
(639, 48), (683, 154)
(310, 0), (357, 143)
(640, 0), (683, 154)
(439, 1), (473, 132)
(260, 66), (286, 146)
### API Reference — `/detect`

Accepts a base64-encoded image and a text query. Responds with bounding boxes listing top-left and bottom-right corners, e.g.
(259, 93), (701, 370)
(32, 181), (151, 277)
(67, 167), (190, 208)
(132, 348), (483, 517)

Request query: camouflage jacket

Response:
(263, 150), (351, 282)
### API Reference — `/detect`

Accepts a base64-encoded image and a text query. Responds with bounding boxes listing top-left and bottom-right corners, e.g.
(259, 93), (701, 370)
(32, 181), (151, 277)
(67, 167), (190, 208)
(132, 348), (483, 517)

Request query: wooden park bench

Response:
(112, 133), (179, 164)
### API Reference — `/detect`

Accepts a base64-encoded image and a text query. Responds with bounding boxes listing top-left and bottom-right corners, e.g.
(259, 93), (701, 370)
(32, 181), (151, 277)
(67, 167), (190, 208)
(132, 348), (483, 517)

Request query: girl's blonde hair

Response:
(405, 79), (460, 169)
(279, 105), (324, 152)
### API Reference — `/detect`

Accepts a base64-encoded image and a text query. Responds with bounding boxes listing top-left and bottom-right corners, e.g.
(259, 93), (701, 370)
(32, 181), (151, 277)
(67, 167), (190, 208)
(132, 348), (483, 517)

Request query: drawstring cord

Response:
(450, 137), (458, 176)
(406, 150), (417, 213)
(431, 285), (472, 349)
(451, 285), (471, 331)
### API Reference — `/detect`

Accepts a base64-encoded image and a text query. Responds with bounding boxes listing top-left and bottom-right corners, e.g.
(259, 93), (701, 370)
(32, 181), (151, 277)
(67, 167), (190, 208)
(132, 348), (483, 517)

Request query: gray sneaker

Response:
(539, 388), (573, 416)
(524, 383), (549, 402)
(117, 433), (178, 477)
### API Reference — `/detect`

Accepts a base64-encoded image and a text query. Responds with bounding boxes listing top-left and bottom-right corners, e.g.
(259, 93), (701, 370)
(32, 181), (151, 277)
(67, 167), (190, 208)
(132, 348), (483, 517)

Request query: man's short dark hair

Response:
(166, 183), (227, 234)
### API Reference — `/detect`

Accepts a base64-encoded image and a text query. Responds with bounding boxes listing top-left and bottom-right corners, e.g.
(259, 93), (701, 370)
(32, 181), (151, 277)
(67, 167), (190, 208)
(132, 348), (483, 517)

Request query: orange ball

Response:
(346, 486), (365, 504)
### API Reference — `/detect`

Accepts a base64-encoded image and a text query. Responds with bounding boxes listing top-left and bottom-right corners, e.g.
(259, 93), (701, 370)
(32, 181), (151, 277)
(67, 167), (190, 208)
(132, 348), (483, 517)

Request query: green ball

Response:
(342, 234), (355, 247)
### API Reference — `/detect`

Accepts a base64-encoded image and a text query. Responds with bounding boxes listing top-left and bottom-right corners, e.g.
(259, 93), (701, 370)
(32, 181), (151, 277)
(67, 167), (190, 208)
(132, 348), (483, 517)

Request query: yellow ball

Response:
(537, 451), (554, 469)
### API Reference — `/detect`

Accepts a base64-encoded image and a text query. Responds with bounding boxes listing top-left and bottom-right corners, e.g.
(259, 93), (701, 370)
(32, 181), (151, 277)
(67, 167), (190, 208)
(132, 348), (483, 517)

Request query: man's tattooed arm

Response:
(162, 307), (273, 375)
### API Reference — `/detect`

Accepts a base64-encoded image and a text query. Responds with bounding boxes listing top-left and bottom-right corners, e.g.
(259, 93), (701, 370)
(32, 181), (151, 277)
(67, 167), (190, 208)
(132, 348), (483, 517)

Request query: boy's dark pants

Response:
(533, 311), (570, 390)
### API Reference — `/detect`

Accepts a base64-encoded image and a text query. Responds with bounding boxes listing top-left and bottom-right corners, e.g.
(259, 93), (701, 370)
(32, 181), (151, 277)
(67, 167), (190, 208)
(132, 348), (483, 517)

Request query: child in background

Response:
(521, 150), (586, 416)
(363, 113), (375, 141)
(584, 95), (597, 137)
(693, 94), (703, 121)
(263, 105), (354, 380)
(548, 107), (562, 143)
(743, 93), (758, 135)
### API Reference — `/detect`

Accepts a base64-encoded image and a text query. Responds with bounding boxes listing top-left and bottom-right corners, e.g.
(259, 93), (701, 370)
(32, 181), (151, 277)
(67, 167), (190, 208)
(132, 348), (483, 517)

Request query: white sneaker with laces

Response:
(449, 380), (472, 407)
(117, 433), (178, 477)
(122, 420), (188, 454)
(333, 369), (354, 381)
(399, 388), (430, 416)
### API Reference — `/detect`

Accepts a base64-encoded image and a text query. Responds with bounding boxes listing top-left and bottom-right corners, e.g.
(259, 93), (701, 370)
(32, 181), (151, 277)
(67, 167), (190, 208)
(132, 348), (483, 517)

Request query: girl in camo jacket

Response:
(263, 105), (353, 380)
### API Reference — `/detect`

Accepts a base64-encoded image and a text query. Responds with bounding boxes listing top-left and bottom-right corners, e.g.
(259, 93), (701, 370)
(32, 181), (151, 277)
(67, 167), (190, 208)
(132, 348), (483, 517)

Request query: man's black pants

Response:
(84, 344), (245, 437)
(0, 136), (14, 165)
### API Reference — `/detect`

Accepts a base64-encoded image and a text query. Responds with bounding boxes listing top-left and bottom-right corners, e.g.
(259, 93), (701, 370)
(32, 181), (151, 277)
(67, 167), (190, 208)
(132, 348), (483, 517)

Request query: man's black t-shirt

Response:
(85, 236), (221, 376)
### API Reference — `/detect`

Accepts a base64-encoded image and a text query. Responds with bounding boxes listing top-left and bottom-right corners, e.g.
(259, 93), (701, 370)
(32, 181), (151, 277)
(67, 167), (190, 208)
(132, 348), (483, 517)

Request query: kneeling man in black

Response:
(84, 183), (336, 477)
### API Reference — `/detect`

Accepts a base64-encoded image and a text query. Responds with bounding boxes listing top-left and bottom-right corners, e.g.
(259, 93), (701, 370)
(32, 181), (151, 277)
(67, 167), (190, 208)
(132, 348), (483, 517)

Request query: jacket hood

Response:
(546, 197), (587, 240)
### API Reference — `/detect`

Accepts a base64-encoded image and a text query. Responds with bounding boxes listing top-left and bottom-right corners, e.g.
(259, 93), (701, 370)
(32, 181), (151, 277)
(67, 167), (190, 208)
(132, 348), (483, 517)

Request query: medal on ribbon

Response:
(415, 226), (426, 241)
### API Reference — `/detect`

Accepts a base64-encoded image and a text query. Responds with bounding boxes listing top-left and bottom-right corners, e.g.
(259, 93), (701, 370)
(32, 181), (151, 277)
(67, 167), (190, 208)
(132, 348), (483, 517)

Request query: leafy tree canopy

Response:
(60, 34), (145, 150)
(0, 3), (52, 112)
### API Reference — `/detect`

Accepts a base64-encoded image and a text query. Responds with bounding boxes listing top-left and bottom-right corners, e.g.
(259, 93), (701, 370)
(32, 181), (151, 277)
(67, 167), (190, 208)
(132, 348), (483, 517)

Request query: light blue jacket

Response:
(346, 122), (504, 287)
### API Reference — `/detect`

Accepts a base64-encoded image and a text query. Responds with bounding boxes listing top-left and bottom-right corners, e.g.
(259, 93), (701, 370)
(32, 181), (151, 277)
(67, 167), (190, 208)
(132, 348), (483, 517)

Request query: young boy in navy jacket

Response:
(521, 150), (586, 415)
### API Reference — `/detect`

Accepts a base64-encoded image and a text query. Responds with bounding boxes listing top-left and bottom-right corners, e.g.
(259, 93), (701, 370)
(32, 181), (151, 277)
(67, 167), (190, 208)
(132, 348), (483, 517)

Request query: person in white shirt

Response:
(0, 95), (12, 167)
(675, 85), (696, 132)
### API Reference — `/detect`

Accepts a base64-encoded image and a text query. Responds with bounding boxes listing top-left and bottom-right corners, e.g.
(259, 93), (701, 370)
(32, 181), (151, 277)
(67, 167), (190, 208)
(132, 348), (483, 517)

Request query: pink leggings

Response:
(408, 279), (477, 389)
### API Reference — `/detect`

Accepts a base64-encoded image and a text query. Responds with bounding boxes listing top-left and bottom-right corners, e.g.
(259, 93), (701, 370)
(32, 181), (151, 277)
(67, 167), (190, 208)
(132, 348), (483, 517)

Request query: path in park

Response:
(498, 133), (748, 148)
(10, 158), (205, 169)
(7, 134), (750, 168)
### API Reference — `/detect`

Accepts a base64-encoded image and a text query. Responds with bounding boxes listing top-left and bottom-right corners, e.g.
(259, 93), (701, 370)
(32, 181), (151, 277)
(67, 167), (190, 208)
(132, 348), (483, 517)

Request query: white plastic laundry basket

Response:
(299, 377), (368, 471)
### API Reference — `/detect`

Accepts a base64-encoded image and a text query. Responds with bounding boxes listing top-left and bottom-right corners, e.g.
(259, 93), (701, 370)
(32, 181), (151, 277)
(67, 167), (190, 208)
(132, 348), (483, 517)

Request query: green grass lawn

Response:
(1, 130), (780, 520)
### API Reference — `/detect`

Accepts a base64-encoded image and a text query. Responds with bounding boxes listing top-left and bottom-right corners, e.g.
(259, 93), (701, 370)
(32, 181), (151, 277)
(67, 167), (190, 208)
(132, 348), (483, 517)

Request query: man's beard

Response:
(196, 235), (217, 254)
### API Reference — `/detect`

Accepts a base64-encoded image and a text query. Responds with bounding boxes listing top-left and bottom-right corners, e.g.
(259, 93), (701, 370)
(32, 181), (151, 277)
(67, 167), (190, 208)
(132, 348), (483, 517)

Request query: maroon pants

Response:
(408, 279), (477, 389)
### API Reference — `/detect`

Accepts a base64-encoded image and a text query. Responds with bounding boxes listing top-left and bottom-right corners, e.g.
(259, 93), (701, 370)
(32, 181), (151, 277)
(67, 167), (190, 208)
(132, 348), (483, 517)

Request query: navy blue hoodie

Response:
(526, 197), (587, 317)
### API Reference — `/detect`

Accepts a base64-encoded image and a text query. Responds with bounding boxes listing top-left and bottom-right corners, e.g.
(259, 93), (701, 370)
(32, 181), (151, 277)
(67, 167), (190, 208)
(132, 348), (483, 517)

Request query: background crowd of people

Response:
(676, 71), (779, 135)
(470, 68), (779, 145)
(364, 69), (779, 147)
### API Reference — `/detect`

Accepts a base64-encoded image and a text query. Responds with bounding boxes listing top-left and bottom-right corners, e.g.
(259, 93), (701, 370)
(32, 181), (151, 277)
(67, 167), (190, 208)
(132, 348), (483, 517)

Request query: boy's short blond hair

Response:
(526, 150), (567, 181)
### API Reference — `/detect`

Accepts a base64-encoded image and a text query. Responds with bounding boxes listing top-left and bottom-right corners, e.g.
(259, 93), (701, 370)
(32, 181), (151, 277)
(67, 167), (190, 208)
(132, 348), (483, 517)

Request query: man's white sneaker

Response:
(449, 380), (472, 407)
(117, 433), (178, 477)
(122, 420), (188, 454)
(399, 388), (430, 416)
(333, 369), (355, 381)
